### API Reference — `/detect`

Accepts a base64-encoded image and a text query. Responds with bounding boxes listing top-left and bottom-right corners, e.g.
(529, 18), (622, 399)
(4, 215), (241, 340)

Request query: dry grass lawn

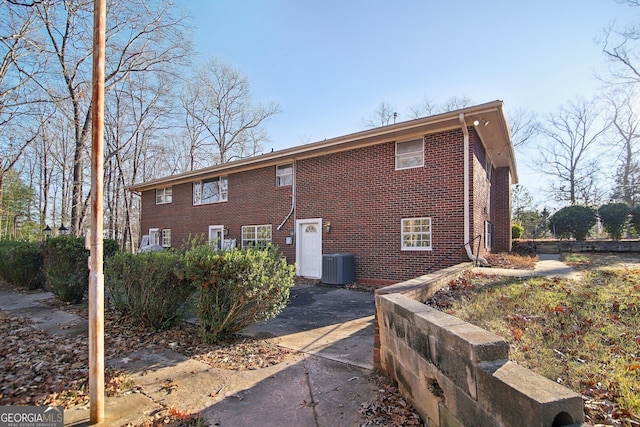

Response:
(427, 253), (640, 426)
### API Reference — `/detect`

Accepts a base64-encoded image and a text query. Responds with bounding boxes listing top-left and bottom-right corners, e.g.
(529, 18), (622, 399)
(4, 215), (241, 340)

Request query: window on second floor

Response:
(276, 164), (293, 187)
(193, 176), (228, 205)
(395, 138), (424, 170)
(241, 224), (272, 248)
(155, 187), (172, 204)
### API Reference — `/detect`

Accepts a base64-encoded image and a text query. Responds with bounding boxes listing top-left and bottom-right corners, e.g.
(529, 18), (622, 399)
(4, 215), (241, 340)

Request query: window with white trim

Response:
(193, 176), (228, 205)
(276, 164), (293, 187)
(155, 187), (172, 204)
(241, 224), (272, 248)
(485, 221), (493, 250)
(161, 229), (171, 248)
(401, 217), (432, 250)
(395, 138), (424, 170)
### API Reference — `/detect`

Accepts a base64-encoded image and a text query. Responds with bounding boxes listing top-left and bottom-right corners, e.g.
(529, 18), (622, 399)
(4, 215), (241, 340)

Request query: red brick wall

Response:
(492, 167), (512, 252)
(140, 167), (297, 262)
(295, 129), (469, 282)
(469, 131), (513, 255)
(139, 127), (511, 282)
(471, 131), (491, 257)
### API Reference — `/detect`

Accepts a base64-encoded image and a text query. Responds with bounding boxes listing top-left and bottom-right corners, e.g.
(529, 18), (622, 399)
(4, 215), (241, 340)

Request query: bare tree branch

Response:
(534, 97), (610, 205)
(181, 57), (281, 167)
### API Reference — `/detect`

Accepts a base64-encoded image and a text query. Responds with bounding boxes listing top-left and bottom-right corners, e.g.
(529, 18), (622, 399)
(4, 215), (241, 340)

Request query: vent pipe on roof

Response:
(460, 113), (489, 266)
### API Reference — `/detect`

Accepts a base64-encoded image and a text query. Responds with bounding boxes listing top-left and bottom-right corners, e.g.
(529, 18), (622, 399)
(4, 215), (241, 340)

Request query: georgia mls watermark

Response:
(0, 406), (63, 427)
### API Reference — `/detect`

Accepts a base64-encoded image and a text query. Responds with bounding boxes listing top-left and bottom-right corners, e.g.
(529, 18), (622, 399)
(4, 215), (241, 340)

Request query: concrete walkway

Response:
(0, 255), (580, 426)
(472, 253), (582, 280)
(0, 284), (378, 427)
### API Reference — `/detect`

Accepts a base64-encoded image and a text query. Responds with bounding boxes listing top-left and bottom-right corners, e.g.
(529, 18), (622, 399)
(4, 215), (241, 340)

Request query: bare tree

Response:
(601, 15), (640, 85)
(441, 95), (472, 112)
(103, 72), (178, 250)
(408, 95), (472, 120)
(181, 58), (280, 166)
(507, 107), (539, 150)
(362, 100), (398, 127)
(409, 96), (437, 119)
(604, 87), (640, 205)
(30, 0), (191, 235)
(0, 1), (43, 230)
(180, 85), (209, 171)
(535, 97), (610, 205)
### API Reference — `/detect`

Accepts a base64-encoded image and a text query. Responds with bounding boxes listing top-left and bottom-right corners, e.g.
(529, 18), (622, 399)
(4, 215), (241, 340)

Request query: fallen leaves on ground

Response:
(0, 298), (294, 410)
(1, 284), (424, 427)
(485, 252), (538, 269)
(0, 310), (131, 408)
(359, 373), (424, 426)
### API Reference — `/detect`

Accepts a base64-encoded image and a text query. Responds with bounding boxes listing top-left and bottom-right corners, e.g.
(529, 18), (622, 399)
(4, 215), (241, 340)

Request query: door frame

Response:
(208, 225), (225, 250)
(295, 218), (323, 279)
(148, 228), (160, 246)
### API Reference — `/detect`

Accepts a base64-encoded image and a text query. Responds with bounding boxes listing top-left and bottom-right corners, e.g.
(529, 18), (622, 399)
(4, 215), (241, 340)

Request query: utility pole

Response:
(89, 0), (106, 423)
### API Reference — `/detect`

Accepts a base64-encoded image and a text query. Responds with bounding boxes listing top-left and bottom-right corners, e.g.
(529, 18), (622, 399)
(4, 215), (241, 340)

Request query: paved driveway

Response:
(243, 284), (376, 369)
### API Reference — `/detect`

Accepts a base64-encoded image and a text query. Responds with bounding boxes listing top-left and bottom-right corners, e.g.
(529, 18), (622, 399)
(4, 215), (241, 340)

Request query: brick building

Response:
(129, 100), (518, 284)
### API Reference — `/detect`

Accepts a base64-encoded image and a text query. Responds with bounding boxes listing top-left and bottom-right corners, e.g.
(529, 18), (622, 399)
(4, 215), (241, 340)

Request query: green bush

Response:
(42, 236), (89, 303)
(630, 205), (640, 235)
(104, 238), (121, 258)
(0, 240), (45, 290)
(548, 205), (597, 241)
(598, 203), (631, 240)
(184, 244), (296, 343)
(105, 251), (194, 330)
(512, 223), (524, 239)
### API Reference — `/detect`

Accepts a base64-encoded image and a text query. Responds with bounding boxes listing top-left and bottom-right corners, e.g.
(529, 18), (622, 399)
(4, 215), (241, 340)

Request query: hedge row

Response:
(548, 203), (637, 241)
(0, 237), (120, 302)
(106, 244), (295, 341)
(0, 238), (295, 342)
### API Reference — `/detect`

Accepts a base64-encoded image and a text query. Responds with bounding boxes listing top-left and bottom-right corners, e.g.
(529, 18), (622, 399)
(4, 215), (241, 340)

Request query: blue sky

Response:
(184, 0), (636, 205)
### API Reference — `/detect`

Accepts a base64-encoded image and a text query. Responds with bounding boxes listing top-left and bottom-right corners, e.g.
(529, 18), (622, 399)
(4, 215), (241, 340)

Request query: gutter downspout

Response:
(459, 113), (489, 266)
(277, 160), (296, 231)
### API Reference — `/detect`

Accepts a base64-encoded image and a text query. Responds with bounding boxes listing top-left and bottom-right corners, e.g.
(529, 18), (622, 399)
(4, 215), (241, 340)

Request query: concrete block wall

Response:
(374, 265), (584, 427)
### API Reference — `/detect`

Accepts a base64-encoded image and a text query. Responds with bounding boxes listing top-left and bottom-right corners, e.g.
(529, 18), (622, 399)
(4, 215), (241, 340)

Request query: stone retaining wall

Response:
(520, 240), (640, 254)
(374, 264), (584, 427)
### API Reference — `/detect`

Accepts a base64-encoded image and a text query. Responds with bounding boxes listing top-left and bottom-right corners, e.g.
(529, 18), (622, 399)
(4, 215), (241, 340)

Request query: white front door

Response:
(296, 218), (322, 279)
(209, 225), (224, 250)
(149, 228), (160, 246)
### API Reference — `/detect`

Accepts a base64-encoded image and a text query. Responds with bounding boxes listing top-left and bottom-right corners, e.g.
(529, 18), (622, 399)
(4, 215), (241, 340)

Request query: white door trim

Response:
(208, 225), (225, 250)
(148, 228), (160, 246)
(295, 218), (323, 279)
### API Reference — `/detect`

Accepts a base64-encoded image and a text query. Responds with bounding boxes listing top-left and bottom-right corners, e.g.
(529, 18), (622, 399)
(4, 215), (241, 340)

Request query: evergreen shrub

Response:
(548, 205), (597, 241)
(184, 244), (295, 343)
(105, 250), (194, 330)
(42, 236), (89, 303)
(598, 203), (631, 240)
(0, 240), (45, 290)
